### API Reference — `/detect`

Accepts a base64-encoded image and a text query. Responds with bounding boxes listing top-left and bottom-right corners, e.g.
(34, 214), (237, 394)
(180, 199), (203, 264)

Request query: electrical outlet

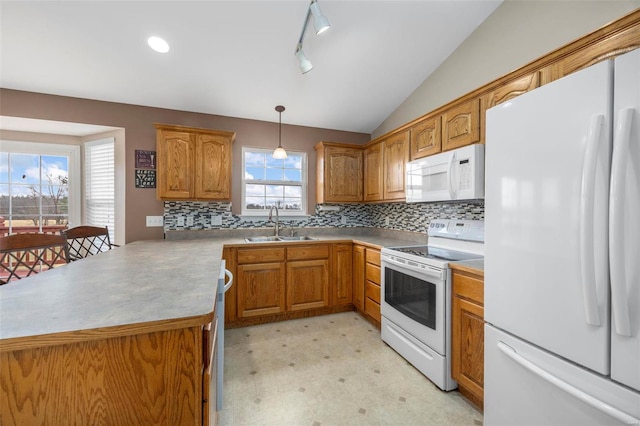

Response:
(146, 216), (164, 227)
(211, 214), (222, 226)
(385, 217), (390, 226)
(177, 216), (185, 227)
(341, 215), (347, 225)
(186, 216), (194, 226)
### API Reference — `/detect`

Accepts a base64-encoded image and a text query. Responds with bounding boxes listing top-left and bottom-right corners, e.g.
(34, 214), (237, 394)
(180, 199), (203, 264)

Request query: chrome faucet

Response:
(268, 205), (280, 237)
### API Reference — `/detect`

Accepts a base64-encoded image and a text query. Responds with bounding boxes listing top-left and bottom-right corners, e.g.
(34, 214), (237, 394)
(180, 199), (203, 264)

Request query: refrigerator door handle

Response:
(447, 151), (457, 199)
(497, 341), (640, 425)
(610, 107), (634, 337)
(579, 114), (605, 327)
(224, 268), (234, 292)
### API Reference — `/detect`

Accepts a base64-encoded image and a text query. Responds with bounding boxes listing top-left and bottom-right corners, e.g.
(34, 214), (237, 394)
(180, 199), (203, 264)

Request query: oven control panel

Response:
(428, 219), (484, 242)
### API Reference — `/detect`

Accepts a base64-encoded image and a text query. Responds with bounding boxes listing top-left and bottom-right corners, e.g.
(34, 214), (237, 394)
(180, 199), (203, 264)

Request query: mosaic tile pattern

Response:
(221, 312), (483, 426)
(164, 201), (484, 233)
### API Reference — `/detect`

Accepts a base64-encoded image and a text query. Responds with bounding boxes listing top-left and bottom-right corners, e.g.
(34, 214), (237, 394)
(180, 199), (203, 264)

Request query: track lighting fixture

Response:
(295, 0), (330, 74)
(273, 105), (287, 159)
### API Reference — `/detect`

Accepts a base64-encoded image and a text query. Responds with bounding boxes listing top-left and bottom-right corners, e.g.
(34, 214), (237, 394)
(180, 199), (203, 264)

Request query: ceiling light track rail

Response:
(295, 0), (330, 74)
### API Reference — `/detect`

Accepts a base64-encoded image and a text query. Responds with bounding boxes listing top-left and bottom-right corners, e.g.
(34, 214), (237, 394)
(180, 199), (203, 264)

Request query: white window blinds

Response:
(84, 138), (115, 240)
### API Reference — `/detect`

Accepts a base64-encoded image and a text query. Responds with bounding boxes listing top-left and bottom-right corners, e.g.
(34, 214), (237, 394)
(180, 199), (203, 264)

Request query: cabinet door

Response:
(383, 131), (409, 201)
(410, 115), (441, 160)
(286, 259), (329, 311)
(237, 262), (286, 317)
(442, 99), (480, 151)
(363, 142), (383, 202)
(352, 245), (365, 312)
(331, 243), (353, 306)
(324, 147), (363, 202)
(451, 270), (484, 409)
(157, 130), (194, 199)
(195, 133), (232, 200)
(485, 72), (541, 109)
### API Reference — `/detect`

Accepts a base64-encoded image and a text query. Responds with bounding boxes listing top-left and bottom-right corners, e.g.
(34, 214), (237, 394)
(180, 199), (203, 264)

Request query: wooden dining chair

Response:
(62, 225), (117, 261)
(0, 233), (70, 284)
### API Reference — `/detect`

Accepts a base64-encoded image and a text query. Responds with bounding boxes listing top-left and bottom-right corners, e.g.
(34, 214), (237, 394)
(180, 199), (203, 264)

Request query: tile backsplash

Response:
(164, 201), (484, 233)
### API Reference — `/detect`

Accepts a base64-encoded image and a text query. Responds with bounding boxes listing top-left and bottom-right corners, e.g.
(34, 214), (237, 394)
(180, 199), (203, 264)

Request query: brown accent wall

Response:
(0, 89), (370, 242)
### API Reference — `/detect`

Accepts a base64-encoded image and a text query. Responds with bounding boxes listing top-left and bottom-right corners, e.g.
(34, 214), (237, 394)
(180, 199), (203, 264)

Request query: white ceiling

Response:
(0, 0), (502, 135)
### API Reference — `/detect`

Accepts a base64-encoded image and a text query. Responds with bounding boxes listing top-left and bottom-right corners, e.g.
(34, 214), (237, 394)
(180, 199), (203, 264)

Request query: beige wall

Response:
(0, 89), (370, 242)
(373, 1), (640, 138)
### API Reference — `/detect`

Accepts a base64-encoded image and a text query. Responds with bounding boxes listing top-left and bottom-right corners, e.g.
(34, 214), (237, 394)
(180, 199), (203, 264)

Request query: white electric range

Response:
(380, 219), (484, 391)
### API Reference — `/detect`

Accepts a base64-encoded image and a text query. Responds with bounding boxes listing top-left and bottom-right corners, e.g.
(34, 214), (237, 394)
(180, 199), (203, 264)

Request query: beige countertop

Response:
(450, 259), (485, 275)
(0, 231), (423, 351)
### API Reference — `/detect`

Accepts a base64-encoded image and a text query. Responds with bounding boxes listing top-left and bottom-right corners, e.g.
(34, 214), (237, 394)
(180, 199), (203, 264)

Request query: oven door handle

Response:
(382, 256), (444, 280)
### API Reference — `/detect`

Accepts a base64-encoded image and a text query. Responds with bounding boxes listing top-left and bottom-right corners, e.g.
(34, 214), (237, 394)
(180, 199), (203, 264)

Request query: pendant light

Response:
(273, 105), (287, 159)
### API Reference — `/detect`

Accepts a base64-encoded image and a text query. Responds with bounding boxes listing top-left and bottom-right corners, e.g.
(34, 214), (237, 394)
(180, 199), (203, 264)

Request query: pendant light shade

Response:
(273, 105), (287, 159)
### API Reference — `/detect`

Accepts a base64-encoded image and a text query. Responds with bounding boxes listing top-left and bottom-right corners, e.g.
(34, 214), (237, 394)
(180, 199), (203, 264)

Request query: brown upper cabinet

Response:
(484, 71), (543, 110)
(410, 114), (441, 160)
(156, 123), (235, 201)
(315, 142), (363, 203)
(363, 141), (384, 202)
(442, 99), (481, 152)
(382, 130), (410, 201)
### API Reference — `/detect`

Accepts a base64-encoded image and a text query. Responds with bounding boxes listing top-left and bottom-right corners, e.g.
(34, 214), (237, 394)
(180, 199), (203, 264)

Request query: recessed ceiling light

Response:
(147, 36), (169, 53)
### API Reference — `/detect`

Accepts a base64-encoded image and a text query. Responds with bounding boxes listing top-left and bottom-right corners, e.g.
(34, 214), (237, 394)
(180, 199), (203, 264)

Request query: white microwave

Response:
(406, 143), (485, 203)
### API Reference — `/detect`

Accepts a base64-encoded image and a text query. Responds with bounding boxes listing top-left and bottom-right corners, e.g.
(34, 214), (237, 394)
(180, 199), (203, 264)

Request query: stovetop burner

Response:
(386, 245), (482, 262)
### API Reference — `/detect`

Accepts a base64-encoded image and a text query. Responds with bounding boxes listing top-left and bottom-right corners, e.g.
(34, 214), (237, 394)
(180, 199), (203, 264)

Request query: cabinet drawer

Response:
(237, 247), (285, 264)
(365, 297), (381, 322)
(287, 244), (329, 260)
(365, 249), (380, 266)
(366, 280), (381, 304)
(366, 263), (381, 285)
(453, 271), (484, 305)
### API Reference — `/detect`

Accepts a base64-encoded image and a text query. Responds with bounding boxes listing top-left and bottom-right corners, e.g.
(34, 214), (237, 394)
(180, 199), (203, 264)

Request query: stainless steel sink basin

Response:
(244, 235), (317, 243)
(276, 236), (317, 241)
(244, 236), (281, 242)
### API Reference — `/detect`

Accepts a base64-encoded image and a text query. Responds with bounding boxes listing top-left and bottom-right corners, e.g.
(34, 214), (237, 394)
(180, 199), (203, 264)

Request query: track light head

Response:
(309, 0), (330, 34)
(295, 44), (313, 74)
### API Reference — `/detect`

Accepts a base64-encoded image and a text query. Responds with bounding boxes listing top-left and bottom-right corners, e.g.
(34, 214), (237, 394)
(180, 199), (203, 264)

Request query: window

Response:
(0, 141), (80, 236)
(84, 138), (115, 241)
(241, 147), (307, 216)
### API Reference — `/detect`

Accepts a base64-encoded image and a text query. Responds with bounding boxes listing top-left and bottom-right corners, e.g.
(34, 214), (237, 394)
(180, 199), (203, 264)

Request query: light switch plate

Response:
(177, 216), (185, 227)
(146, 216), (164, 227)
(186, 216), (194, 226)
(211, 214), (223, 226)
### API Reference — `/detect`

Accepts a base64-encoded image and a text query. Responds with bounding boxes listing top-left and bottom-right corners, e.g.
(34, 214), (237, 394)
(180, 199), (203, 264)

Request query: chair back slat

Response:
(0, 233), (70, 285)
(62, 226), (114, 261)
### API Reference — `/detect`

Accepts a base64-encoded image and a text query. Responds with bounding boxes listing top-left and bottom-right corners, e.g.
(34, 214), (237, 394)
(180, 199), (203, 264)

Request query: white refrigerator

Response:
(484, 48), (640, 425)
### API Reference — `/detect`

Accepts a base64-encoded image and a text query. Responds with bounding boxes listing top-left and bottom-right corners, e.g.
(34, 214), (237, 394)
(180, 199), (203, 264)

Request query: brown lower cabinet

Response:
(451, 266), (485, 411)
(228, 243), (355, 326)
(352, 244), (381, 326)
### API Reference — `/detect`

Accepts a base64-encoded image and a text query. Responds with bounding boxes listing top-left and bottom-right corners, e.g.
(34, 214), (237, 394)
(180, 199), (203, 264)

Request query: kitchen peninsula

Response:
(0, 239), (223, 425)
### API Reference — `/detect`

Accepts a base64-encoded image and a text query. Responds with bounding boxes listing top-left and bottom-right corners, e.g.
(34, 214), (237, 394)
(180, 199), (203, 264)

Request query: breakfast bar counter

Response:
(0, 239), (223, 425)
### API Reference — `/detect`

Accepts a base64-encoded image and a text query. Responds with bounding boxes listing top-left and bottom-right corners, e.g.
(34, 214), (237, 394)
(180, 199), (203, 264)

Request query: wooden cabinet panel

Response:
(365, 297), (381, 324)
(223, 247), (237, 323)
(156, 124), (235, 201)
(287, 245), (329, 261)
(484, 72), (542, 109)
(237, 262), (286, 317)
(157, 130), (194, 199)
(383, 130), (409, 201)
(365, 263), (381, 285)
(237, 247), (285, 264)
(410, 115), (441, 160)
(315, 142), (363, 203)
(0, 327), (203, 425)
(331, 243), (353, 306)
(442, 99), (480, 151)
(195, 133), (232, 200)
(365, 280), (380, 304)
(363, 142), (384, 202)
(352, 245), (365, 313)
(451, 269), (484, 410)
(286, 259), (329, 311)
(365, 248), (380, 266)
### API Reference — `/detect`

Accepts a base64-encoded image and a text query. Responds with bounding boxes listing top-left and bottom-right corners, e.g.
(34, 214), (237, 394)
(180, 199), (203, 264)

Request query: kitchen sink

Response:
(244, 235), (317, 243)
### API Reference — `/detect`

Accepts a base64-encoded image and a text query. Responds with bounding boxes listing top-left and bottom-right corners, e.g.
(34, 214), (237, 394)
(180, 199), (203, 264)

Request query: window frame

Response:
(241, 147), (308, 217)
(0, 140), (81, 231)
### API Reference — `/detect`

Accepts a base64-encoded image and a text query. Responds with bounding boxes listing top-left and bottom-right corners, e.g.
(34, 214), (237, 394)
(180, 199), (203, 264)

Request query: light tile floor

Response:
(220, 312), (483, 426)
